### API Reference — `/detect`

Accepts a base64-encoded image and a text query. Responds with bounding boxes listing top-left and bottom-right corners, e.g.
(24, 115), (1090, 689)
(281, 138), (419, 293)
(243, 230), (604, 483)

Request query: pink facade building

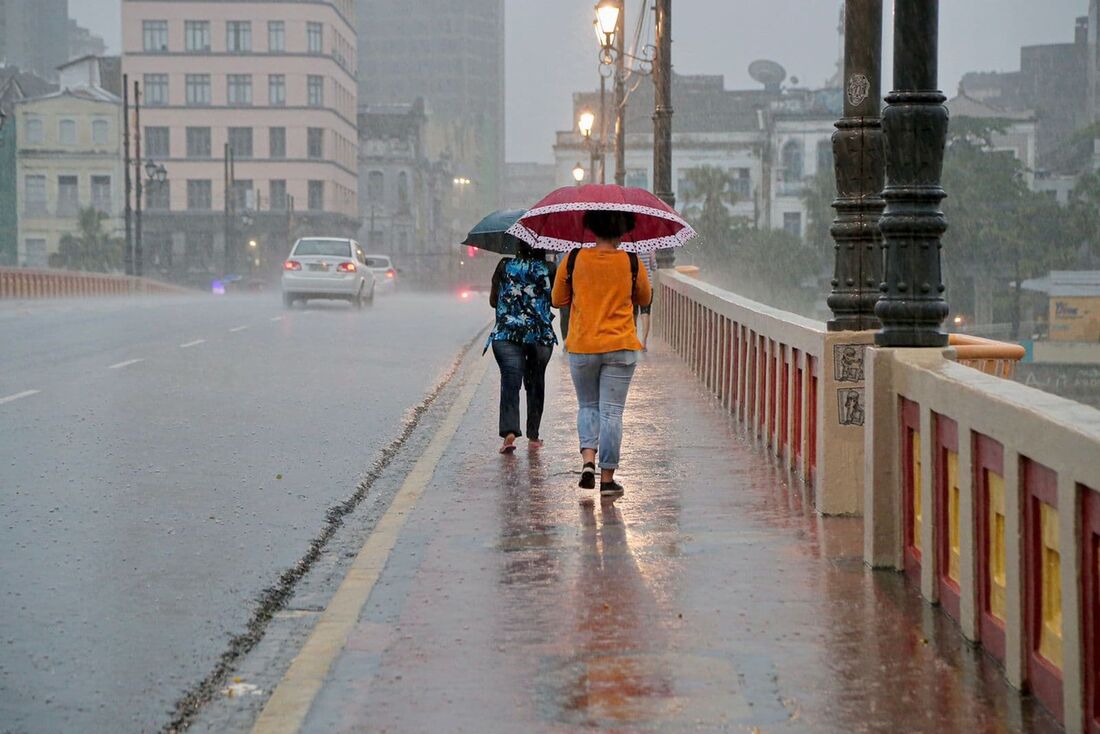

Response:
(121, 0), (358, 279)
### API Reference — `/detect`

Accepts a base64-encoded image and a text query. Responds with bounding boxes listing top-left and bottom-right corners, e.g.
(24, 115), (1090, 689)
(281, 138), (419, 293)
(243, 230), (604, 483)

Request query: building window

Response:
(187, 179), (212, 210)
(731, 168), (751, 198)
(816, 139), (832, 176)
(307, 127), (324, 159)
(185, 20), (210, 52)
(307, 75), (323, 107)
(268, 21), (285, 52)
(308, 180), (324, 211)
(143, 74), (168, 106)
(228, 127), (253, 159)
(231, 179), (253, 210)
(185, 74), (211, 106)
(59, 119), (76, 145)
(783, 211), (802, 238)
(146, 181), (170, 211)
(268, 75), (286, 106)
(24, 238), (47, 267)
(227, 74), (253, 105)
(24, 117), (43, 144)
(270, 179), (287, 210)
(24, 175), (46, 215)
(226, 21), (252, 53)
(269, 127), (286, 158)
(781, 140), (804, 181)
(143, 20), (168, 52)
(676, 174), (695, 201)
(92, 119), (109, 145)
(144, 126), (170, 158)
(186, 127), (211, 158)
(307, 22), (323, 54)
(367, 170), (383, 199)
(91, 175), (112, 214)
(625, 169), (648, 189)
(58, 175), (79, 216)
(185, 231), (214, 269)
(397, 171), (408, 206)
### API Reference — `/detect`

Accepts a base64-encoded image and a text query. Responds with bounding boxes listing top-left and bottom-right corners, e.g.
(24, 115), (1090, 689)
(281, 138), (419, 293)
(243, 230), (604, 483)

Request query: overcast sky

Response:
(72, 0), (1090, 163)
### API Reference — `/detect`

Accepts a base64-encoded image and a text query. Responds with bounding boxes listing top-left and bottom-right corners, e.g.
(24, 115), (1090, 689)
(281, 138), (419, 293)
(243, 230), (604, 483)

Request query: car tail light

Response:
(337, 261), (357, 272)
(460, 290), (471, 300)
(386, 268), (396, 279)
(284, 260), (301, 271)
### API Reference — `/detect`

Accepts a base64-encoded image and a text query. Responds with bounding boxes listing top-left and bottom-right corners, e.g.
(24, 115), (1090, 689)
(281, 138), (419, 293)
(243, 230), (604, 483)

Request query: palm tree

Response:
(49, 207), (123, 273)
(679, 166), (740, 266)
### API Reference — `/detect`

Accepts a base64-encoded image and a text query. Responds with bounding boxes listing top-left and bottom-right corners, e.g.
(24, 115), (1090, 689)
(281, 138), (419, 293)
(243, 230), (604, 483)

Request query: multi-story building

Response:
(357, 0), (504, 216)
(553, 73), (839, 239)
(14, 82), (123, 267)
(0, 0), (69, 82)
(503, 162), (554, 211)
(121, 0), (358, 283)
(0, 66), (56, 264)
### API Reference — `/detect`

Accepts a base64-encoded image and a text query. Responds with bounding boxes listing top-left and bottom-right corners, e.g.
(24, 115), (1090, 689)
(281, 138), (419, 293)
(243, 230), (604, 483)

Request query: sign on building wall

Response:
(1049, 296), (1100, 342)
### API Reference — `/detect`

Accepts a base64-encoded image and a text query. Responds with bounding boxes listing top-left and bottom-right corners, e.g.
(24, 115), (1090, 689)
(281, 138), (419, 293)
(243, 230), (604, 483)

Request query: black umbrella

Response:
(462, 209), (528, 256)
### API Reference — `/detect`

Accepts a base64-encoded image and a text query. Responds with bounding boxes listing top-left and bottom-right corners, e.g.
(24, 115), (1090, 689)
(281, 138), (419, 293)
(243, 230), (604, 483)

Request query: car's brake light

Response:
(337, 262), (357, 272)
(460, 290), (471, 300)
(386, 268), (396, 279)
(284, 260), (301, 271)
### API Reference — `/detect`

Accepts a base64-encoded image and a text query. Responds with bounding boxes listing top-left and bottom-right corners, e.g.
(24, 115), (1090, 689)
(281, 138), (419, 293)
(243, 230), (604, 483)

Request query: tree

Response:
(679, 166), (739, 266)
(940, 118), (1074, 331)
(801, 166), (836, 261)
(49, 207), (123, 272)
(1068, 169), (1100, 266)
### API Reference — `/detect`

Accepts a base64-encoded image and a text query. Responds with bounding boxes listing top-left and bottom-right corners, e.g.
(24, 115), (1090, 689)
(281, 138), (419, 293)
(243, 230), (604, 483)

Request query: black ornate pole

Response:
(827, 0), (883, 331)
(875, 0), (949, 347)
(652, 0), (675, 268)
(133, 79), (143, 278)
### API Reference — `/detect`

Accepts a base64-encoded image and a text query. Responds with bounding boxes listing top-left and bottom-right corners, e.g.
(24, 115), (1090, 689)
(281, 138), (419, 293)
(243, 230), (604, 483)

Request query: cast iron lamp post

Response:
(572, 162), (586, 185)
(578, 110), (605, 184)
(827, 0), (884, 331)
(875, 0), (950, 347)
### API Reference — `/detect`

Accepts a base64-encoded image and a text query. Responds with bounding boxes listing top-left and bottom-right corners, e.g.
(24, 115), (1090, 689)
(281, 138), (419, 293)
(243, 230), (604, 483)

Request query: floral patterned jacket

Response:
(485, 257), (558, 351)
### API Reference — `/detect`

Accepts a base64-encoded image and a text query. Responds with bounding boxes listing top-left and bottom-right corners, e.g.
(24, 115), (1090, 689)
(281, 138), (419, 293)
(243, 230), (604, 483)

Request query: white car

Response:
(364, 254), (398, 292)
(281, 237), (376, 309)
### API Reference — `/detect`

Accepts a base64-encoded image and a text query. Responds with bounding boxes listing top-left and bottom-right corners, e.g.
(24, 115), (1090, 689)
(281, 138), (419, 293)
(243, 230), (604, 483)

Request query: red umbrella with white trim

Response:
(505, 184), (697, 253)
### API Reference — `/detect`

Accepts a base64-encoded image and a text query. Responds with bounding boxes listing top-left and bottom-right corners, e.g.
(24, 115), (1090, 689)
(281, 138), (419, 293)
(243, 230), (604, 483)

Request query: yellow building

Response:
(1024, 271), (1100, 343)
(15, 86), (123, 267)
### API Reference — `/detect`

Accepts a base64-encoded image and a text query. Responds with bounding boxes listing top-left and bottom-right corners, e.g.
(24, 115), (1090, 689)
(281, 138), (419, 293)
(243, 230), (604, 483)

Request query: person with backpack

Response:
(487, 241), (557, 454)
(551, 210), (651, 497)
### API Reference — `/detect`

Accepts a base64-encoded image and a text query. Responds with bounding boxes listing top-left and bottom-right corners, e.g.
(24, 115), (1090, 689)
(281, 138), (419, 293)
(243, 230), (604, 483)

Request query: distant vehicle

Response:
(281, 237), (376, 309)
(364, 254), (398, 292)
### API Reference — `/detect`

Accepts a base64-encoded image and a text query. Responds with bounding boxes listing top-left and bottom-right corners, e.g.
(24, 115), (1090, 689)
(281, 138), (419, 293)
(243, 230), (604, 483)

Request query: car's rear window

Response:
(364, 257), (391, 268)
(293, 239), (352, 257)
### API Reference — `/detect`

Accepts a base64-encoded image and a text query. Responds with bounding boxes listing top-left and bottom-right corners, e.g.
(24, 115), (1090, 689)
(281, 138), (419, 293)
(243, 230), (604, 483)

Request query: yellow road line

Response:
(251, 351), (491, 734)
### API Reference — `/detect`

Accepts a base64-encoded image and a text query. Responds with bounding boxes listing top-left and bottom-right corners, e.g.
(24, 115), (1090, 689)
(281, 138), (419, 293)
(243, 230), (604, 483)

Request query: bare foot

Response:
(499, 434), (517, 454)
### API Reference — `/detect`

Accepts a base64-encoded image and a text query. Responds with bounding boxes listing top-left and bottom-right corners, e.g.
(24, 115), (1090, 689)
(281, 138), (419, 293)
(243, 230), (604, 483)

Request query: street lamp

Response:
(572, 162), (586, 184)
(594, 1), (619, 55)
(578, 111), (595, 139)
(144, 160), (167, 185)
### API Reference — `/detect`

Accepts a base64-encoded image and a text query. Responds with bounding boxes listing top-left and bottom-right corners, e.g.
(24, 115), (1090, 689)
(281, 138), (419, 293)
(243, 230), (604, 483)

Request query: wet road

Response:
(0, 292), (491, 733)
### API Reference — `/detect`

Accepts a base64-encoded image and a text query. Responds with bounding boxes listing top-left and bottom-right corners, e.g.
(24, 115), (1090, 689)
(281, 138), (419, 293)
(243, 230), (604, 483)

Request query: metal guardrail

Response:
(0, 267), (189, 299)
(948, 333), (1026, 378)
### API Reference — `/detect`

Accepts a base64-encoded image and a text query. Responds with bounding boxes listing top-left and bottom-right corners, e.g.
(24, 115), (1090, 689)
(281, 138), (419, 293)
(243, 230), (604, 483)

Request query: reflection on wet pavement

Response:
(303, 347), (1061, 733)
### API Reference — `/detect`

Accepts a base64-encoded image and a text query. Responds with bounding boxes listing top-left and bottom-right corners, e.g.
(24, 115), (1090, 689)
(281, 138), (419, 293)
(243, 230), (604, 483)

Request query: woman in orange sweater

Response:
(551, 210), (652, 497)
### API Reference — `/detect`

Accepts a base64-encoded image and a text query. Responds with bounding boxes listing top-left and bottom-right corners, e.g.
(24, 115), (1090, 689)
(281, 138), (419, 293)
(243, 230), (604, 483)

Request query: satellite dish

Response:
(748, 59), (786, 91)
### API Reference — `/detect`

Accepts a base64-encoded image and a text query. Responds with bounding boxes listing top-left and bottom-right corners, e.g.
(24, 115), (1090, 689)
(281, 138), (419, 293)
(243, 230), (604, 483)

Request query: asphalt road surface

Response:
(0, 292), (492, 733)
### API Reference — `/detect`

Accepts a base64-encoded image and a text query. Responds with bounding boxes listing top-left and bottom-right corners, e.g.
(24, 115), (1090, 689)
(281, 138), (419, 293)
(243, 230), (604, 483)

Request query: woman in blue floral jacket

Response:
(487, 241), (557, 453)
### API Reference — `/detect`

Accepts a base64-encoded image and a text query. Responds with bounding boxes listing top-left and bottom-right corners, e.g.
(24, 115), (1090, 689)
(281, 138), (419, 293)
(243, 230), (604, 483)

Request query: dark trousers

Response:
(491, 340), (553, 440)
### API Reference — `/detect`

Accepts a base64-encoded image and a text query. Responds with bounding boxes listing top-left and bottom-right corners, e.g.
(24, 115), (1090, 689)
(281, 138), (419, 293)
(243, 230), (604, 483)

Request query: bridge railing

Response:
(0, 267), (189, 299)
(656, 270), (870, 514)
(864, 347), (1100, 731)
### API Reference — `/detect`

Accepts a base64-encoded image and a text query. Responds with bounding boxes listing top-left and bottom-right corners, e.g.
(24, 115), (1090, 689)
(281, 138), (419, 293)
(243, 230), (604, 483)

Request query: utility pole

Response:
(826, 0), (883, 331)
(652, 0), (675, 268)
(133, 79), (143, 278)
(613, 0), (625, 185)
(123, 74), (132, 276)
(223, 142), (234, 275)
(875, 0), (949, 347)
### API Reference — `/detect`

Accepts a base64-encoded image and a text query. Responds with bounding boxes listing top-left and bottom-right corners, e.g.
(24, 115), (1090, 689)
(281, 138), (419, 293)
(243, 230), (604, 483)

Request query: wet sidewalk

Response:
(290, 346), (1059, 733)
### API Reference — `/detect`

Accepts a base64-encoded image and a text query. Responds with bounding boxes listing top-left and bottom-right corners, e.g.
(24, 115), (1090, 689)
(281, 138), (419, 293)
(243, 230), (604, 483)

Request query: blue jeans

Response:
(568, 350), (638, 469)
(492, 340), (553, 440)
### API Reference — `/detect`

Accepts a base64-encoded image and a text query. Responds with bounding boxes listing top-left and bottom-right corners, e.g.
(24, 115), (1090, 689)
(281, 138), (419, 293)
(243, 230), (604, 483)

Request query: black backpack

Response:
(565, 249), (639, 294)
